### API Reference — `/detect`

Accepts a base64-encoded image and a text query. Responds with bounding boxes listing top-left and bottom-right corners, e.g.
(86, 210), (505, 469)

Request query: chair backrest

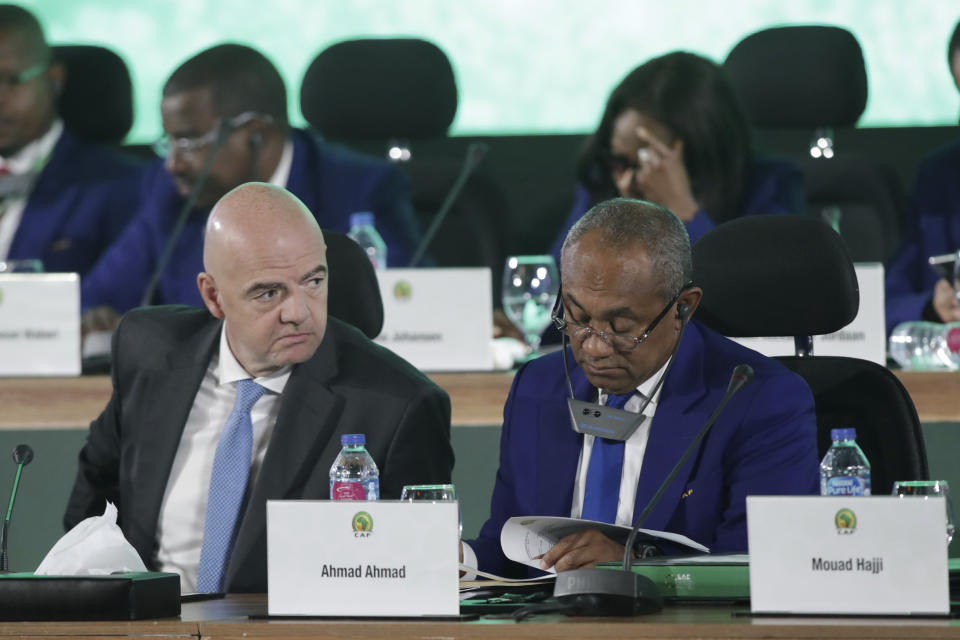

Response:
(692, 215), (928, 491)
(52, 45), (134, 145)
(324, 229), (383, 338)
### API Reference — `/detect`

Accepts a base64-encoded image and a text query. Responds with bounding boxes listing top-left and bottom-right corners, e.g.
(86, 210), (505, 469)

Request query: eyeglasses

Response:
(552, 281), (693, 353)
(152, 111), (271, 158)
(0, 63), (47, 92)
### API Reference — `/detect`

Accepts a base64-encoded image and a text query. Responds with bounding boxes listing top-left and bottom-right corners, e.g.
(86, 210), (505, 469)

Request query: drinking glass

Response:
(892, 480), (955, 544)
(0, 259), (42, 273)
(401, 483), (461, 537)
(501, 255), (560, 352)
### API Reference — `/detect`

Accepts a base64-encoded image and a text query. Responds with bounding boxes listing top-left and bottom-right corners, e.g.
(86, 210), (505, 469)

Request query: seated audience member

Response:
(465, 198), (817, 577)
(82, 43), (422, 324)
(0, 5), (141, 273)
(65, 183), (453, 593)
(548, 51), (803, 264)
(885, 19), (960, 334)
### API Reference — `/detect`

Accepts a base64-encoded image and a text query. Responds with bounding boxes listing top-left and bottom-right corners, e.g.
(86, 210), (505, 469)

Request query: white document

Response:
(748, 496), (949, 615)
(267, 500), (460, 617)
(0, 273), (80, 376)
(374, 268), (493, 372)
(734, 263), (886, 364)
(500, 516), (709, 573)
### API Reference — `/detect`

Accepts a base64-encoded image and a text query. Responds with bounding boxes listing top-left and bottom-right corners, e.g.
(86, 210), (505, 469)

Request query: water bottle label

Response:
(948, 327), (960, 353)
(825, 476), (867, 496)
(332, 481), (366, 500)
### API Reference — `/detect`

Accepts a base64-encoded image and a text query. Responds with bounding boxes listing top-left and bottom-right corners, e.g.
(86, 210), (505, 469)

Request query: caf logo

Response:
(834, 508), (857, 535)
(352, 511), (373, 537)
(393, 280), (412, 301)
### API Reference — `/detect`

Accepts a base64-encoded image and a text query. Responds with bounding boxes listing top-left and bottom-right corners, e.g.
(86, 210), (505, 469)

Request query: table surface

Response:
(0, 370), (957, 430)
(1, 594), (958, 639)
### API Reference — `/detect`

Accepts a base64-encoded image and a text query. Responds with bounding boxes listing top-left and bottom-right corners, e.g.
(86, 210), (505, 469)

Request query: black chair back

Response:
(52, 45), (134, 145)
(324, 230), (383, 339)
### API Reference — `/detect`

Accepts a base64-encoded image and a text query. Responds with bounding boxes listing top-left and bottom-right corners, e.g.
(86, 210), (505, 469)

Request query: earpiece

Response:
(249, 131), (264, 151)
(676, 302), (690, 321)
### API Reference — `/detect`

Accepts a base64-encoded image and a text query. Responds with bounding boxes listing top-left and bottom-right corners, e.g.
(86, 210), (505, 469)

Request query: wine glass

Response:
(401, 484), (461, 537)
(892, 480), (955, 544)
(501, 255), (560, 352)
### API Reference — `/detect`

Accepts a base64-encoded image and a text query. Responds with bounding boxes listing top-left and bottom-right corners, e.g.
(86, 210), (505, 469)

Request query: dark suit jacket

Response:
(885, 138), (960, 334)
(468, 320), (818, 577)
(81, 128), (422, 312)
(7, 127), (143, 274)
(64, 305), (454, 592)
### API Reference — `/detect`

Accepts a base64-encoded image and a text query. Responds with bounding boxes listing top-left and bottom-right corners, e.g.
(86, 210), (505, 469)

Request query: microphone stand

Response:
(0, 445), (34, 573)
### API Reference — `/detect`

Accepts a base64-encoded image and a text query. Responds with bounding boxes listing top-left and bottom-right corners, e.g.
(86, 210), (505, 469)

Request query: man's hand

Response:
(932, 279), (960, 323)
(81, 305), (121, 339)
(539, 529), (627, 572)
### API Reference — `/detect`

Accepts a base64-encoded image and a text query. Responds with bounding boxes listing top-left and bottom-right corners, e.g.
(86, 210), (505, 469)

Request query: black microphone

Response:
(0, 444), (34, 573)
(140, 117), (237, 307)
(552, 364), (755, 616)
(407, 142), (489, 267)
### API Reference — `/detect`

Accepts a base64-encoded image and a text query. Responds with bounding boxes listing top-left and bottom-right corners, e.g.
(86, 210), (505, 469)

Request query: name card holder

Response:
(747, 496), (949, 615)
(267, 500), (459, 617)
(0, 273), (80, 376)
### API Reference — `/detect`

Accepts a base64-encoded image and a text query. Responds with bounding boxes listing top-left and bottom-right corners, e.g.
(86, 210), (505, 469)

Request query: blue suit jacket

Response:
(885, 138), (960, 334)
(468, 320), (818, 576)
(81, 128), (422, 312)
(8, 128), (143, 275)
(549, 157), (804, 264)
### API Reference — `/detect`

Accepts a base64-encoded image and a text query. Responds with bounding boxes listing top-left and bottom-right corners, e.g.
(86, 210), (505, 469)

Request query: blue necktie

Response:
(196, 379), (266, 593)
(581, 392), (634, 523)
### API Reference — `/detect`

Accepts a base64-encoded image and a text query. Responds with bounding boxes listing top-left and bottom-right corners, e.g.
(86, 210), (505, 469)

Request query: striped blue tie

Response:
(196, 379), (266, 593)
(580, 392), (634, 523)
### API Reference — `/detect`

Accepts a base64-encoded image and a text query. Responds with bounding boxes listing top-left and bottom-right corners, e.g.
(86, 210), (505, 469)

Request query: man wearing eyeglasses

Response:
(0, 5), (141, 274)
(81, 43), (422, 327)
(462, 198), (818, 577)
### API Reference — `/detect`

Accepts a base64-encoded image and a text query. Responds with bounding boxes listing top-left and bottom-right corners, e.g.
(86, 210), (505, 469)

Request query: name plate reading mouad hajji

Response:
(0, 273), (80, 376)
(267, 500), (460, 617)
(747, 496), (949, 615)
(374, 268), (493, 372)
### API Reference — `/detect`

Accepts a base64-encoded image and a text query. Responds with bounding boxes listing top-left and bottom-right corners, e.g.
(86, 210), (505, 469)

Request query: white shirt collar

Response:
(0, 118), (63, 174)
(267, 137), (294, 188)
(216, 324), (291, 395)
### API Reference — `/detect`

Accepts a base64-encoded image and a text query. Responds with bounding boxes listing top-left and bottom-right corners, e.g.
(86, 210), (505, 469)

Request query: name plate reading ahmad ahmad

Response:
(0, 273), (80, 376)
(747, 496), (949, 615)
(267, 500), (459, 617)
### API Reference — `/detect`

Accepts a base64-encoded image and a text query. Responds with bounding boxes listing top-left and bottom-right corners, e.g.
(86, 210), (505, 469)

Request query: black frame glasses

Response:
(552, 281), (694, 353)
(0, 63), (47, 92)
(152, 111), (272, 158)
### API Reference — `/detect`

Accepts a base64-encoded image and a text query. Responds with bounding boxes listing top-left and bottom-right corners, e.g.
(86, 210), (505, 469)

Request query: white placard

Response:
(267, 500), (460, 617)
(374, 268), (493, 372)
(734, 263), (886, 364)
(0, 273), (80, 376)
(747, 496), (949, 615)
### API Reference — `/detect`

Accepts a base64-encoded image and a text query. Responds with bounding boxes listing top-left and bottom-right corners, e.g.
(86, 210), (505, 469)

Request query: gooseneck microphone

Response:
(0, 444), (34, 572)
(140, 118), (237, 307)
(407, 142), (489, 267)
(552, 364), (755, 616)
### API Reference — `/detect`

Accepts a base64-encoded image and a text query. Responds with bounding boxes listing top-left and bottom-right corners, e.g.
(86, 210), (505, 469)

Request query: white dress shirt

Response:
(0, 119), (63, 260)
(155, 327), (291, 593)
(269, 137), (294, 188)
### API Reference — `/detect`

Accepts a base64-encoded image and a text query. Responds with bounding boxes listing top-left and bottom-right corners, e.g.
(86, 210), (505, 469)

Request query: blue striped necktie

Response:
(196, 379), (266, 593)
(580, 391), (635, 523)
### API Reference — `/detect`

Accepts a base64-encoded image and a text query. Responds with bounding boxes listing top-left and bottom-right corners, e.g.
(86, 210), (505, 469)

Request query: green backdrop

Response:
(20, 0), (960, 143)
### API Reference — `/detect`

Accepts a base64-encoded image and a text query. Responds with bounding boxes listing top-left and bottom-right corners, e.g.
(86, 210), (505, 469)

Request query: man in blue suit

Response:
(463, 198), (818, 577)
(82, 43), (422, 324)
(0, 5), (141, 274)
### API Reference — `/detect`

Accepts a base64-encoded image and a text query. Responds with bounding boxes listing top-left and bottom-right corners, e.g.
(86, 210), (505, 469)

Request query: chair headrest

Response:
(300, 38), (457, 140)
(722, 25), (867, 128)
(53, 45), (134, 145)
(324, 229), (384, 339)
(692, 215), (859, 337)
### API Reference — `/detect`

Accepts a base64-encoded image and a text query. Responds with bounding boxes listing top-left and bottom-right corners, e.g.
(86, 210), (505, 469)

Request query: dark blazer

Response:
(885, 138), (960, 334)
(467, 320), (818, 577)
(81, 128), (422, 313)
(64, 305), (454, 593)
(7, 127), (143, 274)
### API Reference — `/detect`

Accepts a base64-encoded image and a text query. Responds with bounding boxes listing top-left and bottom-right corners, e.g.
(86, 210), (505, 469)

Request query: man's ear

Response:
(46, 63), (65, 98)
(197, 272), (225, 318)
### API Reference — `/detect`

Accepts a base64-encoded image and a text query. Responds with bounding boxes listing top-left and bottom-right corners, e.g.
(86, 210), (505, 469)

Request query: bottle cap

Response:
(341, 433), (366, 446)
(830, 428), (856, 441)
(349, 212), (375, 228)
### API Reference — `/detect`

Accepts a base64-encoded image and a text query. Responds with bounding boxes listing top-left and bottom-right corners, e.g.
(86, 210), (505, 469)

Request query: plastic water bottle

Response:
(820, 428), (871, 496)
(347, 212), (388, 270)
(889, 321), (960, 371)
(329, 434), (380, 500)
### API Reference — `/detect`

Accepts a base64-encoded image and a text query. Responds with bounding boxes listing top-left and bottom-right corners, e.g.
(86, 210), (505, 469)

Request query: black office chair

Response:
(692, 215), (928, 494)
(324, 229), (383, 339)
(300, 38), (509, 282)
(52, 45), (134, 145)
(723, 26), (905, 262)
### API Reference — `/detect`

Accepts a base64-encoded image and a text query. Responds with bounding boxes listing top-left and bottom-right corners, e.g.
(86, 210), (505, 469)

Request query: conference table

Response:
(1, 594), (959, 638)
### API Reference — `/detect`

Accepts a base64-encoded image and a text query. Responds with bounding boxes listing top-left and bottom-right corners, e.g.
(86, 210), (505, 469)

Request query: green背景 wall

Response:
(20, 0), (960, 143)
